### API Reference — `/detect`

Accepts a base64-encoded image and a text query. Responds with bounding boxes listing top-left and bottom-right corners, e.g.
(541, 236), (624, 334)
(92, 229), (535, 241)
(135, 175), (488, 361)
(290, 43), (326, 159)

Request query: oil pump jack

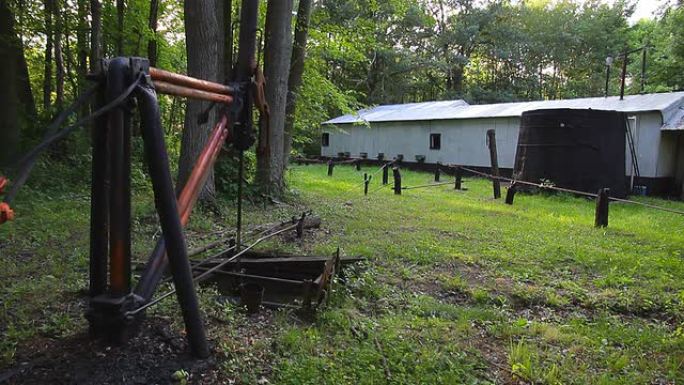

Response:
(0, 0), (263, 358)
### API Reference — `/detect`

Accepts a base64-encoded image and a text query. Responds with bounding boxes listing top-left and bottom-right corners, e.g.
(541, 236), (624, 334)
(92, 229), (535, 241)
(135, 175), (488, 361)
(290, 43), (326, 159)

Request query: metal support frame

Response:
(85, 0), (261, 359)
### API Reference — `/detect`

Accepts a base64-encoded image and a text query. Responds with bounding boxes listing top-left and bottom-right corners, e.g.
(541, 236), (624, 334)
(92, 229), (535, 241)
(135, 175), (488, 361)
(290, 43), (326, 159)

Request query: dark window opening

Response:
(322, 133), (330, 147)
(430, 133), (441, 150)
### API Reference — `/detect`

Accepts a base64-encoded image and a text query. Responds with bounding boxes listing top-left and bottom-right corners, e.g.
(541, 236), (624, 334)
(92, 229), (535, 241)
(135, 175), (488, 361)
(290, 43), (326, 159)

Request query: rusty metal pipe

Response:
(153, 81), (233, 104)
(135, 114), (231, 301)
(150, 67), (234, 95)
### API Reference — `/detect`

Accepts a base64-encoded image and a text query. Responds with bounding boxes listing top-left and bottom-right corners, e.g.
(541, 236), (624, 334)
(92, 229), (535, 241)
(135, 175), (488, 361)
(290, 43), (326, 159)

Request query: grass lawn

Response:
(1, 163), (684, 384)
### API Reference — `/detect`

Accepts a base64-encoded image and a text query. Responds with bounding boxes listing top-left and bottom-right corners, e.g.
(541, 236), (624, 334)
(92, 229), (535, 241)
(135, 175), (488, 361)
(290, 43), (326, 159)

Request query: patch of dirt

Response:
(2, 318), (221, 385)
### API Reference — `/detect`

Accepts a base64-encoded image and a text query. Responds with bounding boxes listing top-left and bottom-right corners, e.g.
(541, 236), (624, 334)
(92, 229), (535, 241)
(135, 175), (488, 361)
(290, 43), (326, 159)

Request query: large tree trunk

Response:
(43, 0), (53, 112)
(223, 0), (232, 80)
(178, 0), (223, 201)
(53, 0), (64, 110)
(256, 0), (293, 195)
(90, 0), (101, 72)
(147, 0), (159, 67)
(0, 0), (31, 166)
(283, 0), (312, 166)
(76, 0), (88, 117)
(116, 0), (124, 55)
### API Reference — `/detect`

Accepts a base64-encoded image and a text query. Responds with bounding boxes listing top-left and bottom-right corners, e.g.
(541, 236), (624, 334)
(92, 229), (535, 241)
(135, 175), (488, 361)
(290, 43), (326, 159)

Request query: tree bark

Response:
(179, 0), (224, 201)
(223, 0), (232, 80)
(116, 0), (124, 55)
(90, 0), (102, 72)
(256, 0), (293, 195)
(147, 0), (159, 67)
(0, 0), (28, 166)
(43, 0), (53, 111)
(53, 0), (64, 110)
(282, 0), (312, 166)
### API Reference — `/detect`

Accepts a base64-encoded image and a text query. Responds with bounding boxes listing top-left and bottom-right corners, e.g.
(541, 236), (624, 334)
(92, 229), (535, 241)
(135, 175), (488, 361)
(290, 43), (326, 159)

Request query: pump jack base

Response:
(86, 293), (146, 345)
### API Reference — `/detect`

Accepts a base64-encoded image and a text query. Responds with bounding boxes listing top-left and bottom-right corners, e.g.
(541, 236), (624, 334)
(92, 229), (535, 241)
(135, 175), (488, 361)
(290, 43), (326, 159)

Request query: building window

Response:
(321, 133), (330, 147)
(430, 133), (441, 150)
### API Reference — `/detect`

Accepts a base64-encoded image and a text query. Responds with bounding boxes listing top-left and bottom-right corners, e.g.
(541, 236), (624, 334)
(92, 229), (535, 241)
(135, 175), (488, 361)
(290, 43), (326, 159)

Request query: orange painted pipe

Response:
(153, 81), (233, 104)
(150, 67), (234, 95)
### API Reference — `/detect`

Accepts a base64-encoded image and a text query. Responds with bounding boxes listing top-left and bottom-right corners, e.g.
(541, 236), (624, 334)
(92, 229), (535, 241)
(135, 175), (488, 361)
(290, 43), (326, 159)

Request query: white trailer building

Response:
(321, 92), (684, 196)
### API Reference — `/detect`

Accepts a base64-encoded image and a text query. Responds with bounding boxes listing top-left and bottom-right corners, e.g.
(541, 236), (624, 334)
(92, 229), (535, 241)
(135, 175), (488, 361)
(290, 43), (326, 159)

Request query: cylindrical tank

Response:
(513, 108), (627, 198)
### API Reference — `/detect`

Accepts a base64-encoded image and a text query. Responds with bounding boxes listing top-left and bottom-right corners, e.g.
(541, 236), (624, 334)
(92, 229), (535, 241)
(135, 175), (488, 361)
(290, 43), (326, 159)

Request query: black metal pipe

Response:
(135, 239), (167, 301)
(620, 54), (628, 101)
(136, 83), (209, 358)
(89, 78), (109, 297)
(107, 57), (132, 296)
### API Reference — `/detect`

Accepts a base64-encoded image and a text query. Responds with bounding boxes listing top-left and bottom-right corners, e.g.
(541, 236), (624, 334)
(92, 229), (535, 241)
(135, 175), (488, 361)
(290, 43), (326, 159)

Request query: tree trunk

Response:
(116, 0), (124, 55)
(90, 0), (101, 72)
(147, 0), (159, 67)
(282, 0), (312, 166)
(223, 0), (232, 80)
(179, 0), (223, 201)
(53, 0), (64, 110)
(77, 0), (88, 116)
(256, 0), (293, 195)
(0, 0), (24, 166)
(43, 0), (53, 112)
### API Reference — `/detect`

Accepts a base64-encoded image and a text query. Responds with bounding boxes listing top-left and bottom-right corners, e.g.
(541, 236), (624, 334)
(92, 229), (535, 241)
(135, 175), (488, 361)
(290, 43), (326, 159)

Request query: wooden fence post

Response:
(505, 182), (517, 205)
(393, 167), (402, 195)
(327, 160), (334, 176)
(382, 164), (389, 185)
(454, 166), (462, 190)
(487, 129), (501, 199)
(595, 188), (610, 227)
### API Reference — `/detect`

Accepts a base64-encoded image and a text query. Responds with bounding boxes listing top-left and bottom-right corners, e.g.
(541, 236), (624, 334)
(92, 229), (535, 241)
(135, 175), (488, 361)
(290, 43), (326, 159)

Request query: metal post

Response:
(605, 64), (610, 97)
(89, 74), (109, 297)
(487, 129), (501, 199)
(355, 159), (361, 171)
(595, 188), (610, 228)
(505, 182), (517, 205)
(434, 168), (440, 182)
(327, 160), (334, 176)
(137, 83), (209, 358)
(364, 173), (370, 195)
(620, 53), (628, 101)
(640, 47), (647, 93)
(107, 58), (132, 296)
(382, 163), (389, 185)
(454, 166), (462, 190)
(393, 167), (401, 195)
(236, 151), (244, 251)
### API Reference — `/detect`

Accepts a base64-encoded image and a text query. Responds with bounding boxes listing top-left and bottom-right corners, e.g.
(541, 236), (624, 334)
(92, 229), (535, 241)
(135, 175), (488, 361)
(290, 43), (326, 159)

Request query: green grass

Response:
(2, 163), (684, 384)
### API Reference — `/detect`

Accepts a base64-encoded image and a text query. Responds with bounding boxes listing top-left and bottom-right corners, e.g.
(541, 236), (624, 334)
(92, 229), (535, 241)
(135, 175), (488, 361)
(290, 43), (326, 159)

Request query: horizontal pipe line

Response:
(150, 67), (233, 95)
(153, 81), (233, 104)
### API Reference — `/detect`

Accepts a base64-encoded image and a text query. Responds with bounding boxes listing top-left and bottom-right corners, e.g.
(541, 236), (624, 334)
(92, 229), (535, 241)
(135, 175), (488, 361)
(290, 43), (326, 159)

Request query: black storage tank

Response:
(513, 108), (627, 198)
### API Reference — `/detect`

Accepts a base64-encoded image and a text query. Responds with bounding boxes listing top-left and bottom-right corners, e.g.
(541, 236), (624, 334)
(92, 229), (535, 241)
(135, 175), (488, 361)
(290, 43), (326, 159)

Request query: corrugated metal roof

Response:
(324, 91), (684, 127)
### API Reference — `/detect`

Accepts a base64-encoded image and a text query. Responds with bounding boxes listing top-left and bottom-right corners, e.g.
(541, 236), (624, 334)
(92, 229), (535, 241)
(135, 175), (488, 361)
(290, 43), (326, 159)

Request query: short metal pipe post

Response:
(382, 163), (389, 185)
(89, 75), (109, 297)
(107, 57), (133, 296)
(327, 160), (334, 176)
(620, 53), (628, 100)
(137, 82), (209, 358)
(434, 168), (440, 182)
(487, 129), (501, 199)
(364, 173), (370, 195)
(454, 166), (462, 190)
(393, 167), (402, 195)
(505, 182), (517, 205)
(355, 160), (361, 171)
(595, 188), (610, 228)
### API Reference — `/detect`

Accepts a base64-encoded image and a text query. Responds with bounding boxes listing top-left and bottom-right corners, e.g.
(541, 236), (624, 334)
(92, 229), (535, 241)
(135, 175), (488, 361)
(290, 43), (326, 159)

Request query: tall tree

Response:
(116, 0), (124, 55)
(179, 0), (223, 200)
(0, 0), (34, 166)
(147, 0), (159, 66)
(90, 0), (102, 72)
(53, 0), (64, 110)
(42, 0), (53, 111)
(76, 0), (89, 114)
(256, 0), (293, 194)
(283, 0), (312, 166)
